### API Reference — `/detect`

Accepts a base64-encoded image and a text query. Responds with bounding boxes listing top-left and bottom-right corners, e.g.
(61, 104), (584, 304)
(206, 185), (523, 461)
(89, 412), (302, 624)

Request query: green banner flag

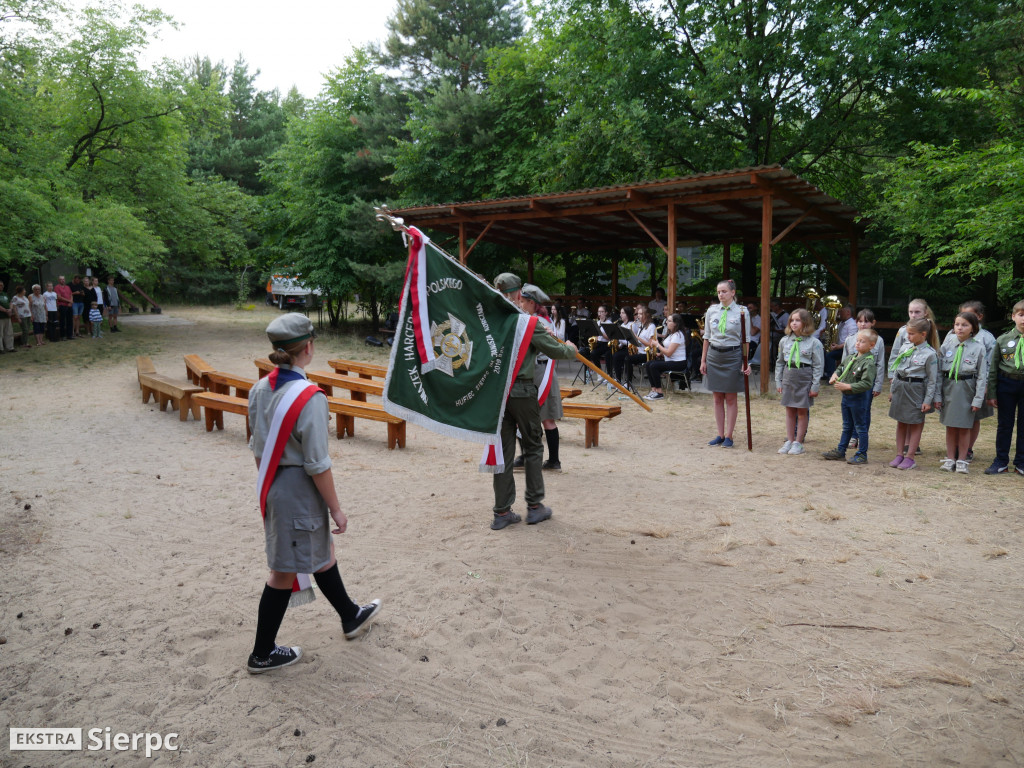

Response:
(382, 227), (537, 447)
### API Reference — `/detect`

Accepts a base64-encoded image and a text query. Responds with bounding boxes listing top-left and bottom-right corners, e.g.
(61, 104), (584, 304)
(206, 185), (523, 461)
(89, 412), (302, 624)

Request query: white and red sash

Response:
(256, 371), (322, 607)
(479, 315), (539, 472)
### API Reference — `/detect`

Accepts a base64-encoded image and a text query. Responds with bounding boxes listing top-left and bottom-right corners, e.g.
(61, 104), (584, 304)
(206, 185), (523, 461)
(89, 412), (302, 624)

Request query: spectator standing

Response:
(105, 276), (122, 332)
(12, 285), (32, 349)
(42, 282), (59, 342)
(0, 280), (14, 353)
(70, 275), (87, 338)
(55, 275), (73, 340)
(648, 288), (668, 321)
(28, 284), (47, 346)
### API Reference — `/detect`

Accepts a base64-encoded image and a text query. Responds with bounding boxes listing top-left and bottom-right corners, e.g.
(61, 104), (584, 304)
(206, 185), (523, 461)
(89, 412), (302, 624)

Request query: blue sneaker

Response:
(847, 453), (868, 465)
(721, 437), (734, 448)
(708, 436), (725, 446)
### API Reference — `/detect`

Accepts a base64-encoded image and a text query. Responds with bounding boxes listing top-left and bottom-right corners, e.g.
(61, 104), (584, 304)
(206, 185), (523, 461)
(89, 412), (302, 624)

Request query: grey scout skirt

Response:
(264, 466), (333, 574)
(780, 365), (815, 409)
(705, 345), (743, 394)
(940, 376), (979, 429)
(888, 377), (931, 424)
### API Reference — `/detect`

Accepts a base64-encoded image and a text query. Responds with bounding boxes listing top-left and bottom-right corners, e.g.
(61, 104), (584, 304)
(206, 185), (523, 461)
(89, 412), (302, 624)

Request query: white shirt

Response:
(43, 291), (57, 312)
(663, 330), (686, 361)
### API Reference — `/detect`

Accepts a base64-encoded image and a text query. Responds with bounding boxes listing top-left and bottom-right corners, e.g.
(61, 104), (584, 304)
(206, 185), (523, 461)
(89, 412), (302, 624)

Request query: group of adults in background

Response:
(0, 274), (121, 352)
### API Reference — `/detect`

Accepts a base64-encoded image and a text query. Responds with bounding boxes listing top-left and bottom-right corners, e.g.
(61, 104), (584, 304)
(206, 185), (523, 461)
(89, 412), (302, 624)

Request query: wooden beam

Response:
(460, 220), (494, 263)
(459, 222), (466, 264)
(626, 210), (670, 257)
(751, 175), (853, 236)
(770, 207), (815, 246)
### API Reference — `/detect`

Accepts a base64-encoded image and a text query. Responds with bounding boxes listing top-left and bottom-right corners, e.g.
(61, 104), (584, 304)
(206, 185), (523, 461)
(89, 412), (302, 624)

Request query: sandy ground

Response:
(1, 305), (1023, 768)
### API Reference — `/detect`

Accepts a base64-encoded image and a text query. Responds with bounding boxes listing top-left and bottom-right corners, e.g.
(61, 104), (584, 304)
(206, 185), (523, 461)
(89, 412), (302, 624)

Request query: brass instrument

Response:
(802, 286), (820, 312)
(588, 336), (601, 353)
(819, 294), (843, 350)
(692, 316), (704, 340)
(647, 325), (664, 361)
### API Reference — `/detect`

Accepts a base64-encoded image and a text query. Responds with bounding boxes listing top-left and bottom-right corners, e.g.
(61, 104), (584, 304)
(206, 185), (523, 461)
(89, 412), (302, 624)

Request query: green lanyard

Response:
(787, 337), (801, 368)
(718, 305), (729, 335)
(889, 346), (914, 373)
(949, 342), (964, 380)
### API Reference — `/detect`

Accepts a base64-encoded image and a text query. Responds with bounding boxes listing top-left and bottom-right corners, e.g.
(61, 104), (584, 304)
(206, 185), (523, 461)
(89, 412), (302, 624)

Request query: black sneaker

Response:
(512, 455), (525, 470)
(965, 449), (974, 462)
(526, 504), (552, 525)
(542, 459), (561, 471)
(343, 599), (383, 639)
(984, 462), (1008, 475)
(246, 644), (302, 674)
(491, 510), (522, 530)
(1016, 466), (1024, 477)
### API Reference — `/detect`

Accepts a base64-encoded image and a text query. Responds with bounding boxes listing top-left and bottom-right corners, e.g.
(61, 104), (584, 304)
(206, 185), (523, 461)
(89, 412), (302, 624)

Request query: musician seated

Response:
(643, 313), (688, 400)
(581, 304), (612, 381)
(622, 306), (657, 384)
(608, 306), (635, 387)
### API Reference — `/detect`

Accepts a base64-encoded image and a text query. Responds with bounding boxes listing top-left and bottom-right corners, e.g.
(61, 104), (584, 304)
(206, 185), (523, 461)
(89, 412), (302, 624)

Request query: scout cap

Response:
(266, 313), (316, 345)
(494, 273), (522, 294)
(520, 283), (550, 304)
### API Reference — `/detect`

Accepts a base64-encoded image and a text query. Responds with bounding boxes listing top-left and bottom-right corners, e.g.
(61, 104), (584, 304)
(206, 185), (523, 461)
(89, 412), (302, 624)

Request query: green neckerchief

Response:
(949, 341), (965, 380)
(787, 336), (801, 368)
(888, 345), (915, 373)
(1016, 330), (1024, 370)
(838, 353), (872, 382)
(718, 303), (729, 334)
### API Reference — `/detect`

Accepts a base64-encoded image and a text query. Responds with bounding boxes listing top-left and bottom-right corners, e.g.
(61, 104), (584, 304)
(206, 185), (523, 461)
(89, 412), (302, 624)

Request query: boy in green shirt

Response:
(984, 301), (1024, 474)
(822, 329), (878, 465)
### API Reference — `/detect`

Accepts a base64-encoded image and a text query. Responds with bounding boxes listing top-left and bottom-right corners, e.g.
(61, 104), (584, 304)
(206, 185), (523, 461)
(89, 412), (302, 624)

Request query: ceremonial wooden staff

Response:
(374, 206), (652, 413)
(566, 343), (652, 413)
(739, 313), (753, 451)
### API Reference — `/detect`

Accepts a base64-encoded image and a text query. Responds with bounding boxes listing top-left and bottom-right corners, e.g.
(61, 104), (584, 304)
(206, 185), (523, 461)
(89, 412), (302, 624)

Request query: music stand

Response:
(572, 319), (600, 384)
(605, 325), (643, 397)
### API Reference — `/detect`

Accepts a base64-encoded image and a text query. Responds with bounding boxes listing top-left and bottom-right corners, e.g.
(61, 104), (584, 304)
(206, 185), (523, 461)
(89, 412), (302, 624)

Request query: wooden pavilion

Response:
(390, 165), (865, 393)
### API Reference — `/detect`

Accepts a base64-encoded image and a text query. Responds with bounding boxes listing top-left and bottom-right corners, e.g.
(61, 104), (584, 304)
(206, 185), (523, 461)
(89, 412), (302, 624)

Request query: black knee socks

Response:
(545, 427), (559, 463)
(314, 564), (359, 622)
(253, 584), (292, 658)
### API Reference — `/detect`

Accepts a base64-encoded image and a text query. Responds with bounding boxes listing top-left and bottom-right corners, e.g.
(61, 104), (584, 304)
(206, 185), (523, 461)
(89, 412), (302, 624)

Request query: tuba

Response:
(802, 286), (820, 312)
(819, 295), (843, 350)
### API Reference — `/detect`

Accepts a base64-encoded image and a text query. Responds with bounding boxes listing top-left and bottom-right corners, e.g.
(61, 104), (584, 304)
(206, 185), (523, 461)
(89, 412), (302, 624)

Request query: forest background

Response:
(2, 0), (1023, 329)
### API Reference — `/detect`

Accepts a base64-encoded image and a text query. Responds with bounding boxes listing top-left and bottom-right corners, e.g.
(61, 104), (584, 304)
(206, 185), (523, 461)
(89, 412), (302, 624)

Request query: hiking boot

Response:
(822, 449), (846, 461)
(526, 504), (553, 525)
(542, 459), (561, 471)
(247, 645), (302, 674)
(490, 510), (522, 530)
(343, 599), (383, 640)
(512, 455), (524, 470)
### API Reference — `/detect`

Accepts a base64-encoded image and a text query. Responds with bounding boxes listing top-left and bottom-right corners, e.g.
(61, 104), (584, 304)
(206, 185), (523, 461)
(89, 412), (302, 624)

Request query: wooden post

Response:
(667, 203), (677, 308)
(459, 222), (467, 265)
(760, 192), (773, 395)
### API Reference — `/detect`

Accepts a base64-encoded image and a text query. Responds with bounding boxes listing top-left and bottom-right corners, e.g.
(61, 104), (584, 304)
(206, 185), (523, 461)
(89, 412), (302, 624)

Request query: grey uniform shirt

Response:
(774, 334), (825, 393)
(938, 335), (990, 407)
(702, 302), (750, 346)
(889, 342), (940, 404)
(842, 334), (886, 395)
(248, 366), (332, 476)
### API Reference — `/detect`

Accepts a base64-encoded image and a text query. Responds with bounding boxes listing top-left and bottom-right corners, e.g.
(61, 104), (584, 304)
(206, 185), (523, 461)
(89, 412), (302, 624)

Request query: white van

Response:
(265, 274), (322, 310)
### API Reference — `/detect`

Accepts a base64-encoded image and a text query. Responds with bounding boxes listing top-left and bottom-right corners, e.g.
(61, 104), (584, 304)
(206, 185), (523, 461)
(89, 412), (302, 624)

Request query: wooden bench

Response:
(138, 372), (204, 421)
(561, 403), (622, 448)
(327, 358), (388, 380)
(327, 397), (406, 449)
(306, 370), (383, 401)
(136, 356), (156, 390)
(193, 391), (251, 439)
(205, 371), (256, 399)
(560, 387), (582, 399)
(184, 354), (216, 387)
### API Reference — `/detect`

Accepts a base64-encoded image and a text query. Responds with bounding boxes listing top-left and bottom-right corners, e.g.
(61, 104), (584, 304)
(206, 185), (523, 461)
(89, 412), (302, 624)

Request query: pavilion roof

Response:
(390, 165), (862, 252)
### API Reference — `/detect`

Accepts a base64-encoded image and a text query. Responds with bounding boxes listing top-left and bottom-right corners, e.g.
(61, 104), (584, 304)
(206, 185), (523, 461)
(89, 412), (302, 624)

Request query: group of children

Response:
(774, 298), (1024, 474)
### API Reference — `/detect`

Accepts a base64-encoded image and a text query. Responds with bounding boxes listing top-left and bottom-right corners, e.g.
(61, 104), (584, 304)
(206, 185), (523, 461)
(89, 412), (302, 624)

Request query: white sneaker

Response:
(939, 458), (955, 472)
(955, 460), (969, 474)
(778, 441), (793, 454)
(787, 442), (804, 455)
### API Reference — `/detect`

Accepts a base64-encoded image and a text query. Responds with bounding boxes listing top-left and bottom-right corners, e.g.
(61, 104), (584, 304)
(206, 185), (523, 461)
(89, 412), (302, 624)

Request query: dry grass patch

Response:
(817, 507), (846, 523)
(637, 527), (672, 539)
(921, 667), (973, 687)
(707, 533), (740, 554)
(984, 547), (1008, 559)
(714, 511), (732, 527)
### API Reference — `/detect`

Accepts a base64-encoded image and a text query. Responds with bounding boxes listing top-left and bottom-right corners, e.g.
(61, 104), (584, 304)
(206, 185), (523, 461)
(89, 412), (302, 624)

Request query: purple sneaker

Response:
(888, 455), (904, 468)
(897, 457), (917, 470)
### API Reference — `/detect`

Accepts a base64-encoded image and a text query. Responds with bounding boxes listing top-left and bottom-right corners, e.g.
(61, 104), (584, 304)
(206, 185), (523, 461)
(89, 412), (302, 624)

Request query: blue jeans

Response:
(839, 390), (871, 456)
(994, 374), (1024, 468)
